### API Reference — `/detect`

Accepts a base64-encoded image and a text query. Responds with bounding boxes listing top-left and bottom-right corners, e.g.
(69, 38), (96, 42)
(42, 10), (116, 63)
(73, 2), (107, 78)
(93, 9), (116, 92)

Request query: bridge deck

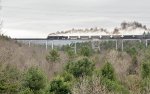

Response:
(13, 38), (150, 41)
(13, 35), (150, 40)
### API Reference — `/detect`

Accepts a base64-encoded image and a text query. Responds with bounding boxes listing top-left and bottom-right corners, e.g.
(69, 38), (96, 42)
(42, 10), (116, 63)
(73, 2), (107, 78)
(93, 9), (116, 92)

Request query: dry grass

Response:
(72, 76), (115, 94)
(92, 50), (132, 82)
(124, 75), (141, 94)
(105, 50), (132, 81)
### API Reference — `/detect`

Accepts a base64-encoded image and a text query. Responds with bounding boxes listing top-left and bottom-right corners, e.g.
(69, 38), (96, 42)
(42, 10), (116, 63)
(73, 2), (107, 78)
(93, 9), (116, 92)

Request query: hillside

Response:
(0, 35), (133, 80)
(1, 34), (150, 94)
(0, 37), (68, 79)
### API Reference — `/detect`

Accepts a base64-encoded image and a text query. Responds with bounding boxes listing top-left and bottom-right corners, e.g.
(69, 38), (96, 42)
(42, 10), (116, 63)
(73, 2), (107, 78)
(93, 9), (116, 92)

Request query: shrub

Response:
(19, 88), (34, 94)
(140, 61), (150, 93)
(67, 49), (76, 60)
(63, 45), (76, 60)
(23, 67), (47, 94)
(141, 61), (150, 79)
(80, 46), (91, 57)
(144, 47), (150, 59)
(101, 62), (116, 81)
(141, 78), (150, 94)
(46, 49), (60, 63)
(127, 56), (138, 75)
(0, 65), (21, 94)
(60, 72), (74, 83)
(100, 62), (129, 94)
(125, 47), (139, 75)
(101, 78), (129, 94)
(48, 76), (71, 94)
(63, 45), (71, 52)
(65, 58), (95, 78)
(125, 47), (137, 57)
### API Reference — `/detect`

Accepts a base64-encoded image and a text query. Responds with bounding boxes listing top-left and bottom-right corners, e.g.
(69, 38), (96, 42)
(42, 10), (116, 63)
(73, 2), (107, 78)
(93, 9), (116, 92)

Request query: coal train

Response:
(47, 34), (150, 40)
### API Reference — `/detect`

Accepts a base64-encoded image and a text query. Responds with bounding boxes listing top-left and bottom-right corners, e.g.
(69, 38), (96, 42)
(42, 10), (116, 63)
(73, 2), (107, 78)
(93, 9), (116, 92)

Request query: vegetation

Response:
(126, 47), (137, 57)
(48, 76), (71, 94)
(1, 37), (150, 94)
(46, 49), (60, 63)
(80, 46), (92, 57)
(100, 62), (129, 94)
(0, 65), (21, 94)
(22, 67), (47, 94)
(100, 62), (116, 81)
(141, 61), (150, 79)
(0, 34), (11, 40)
(65, 58), (95, 78)
(141, 61), (150, 93)
(64, 45), (76, 60)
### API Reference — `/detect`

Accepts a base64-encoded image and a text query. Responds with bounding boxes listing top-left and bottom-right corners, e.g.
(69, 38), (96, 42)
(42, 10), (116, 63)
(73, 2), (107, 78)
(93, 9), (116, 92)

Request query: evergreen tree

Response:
(101, 62), (116, 81)
(65, 58), (95, 78)
(46, 49), (60, 63)
(0, 65), (21, 94)
(49, 76), (71, 94)
(23, 67), (47, 94)
(80, 46), (91, 57)
(141, 61), (150, 79)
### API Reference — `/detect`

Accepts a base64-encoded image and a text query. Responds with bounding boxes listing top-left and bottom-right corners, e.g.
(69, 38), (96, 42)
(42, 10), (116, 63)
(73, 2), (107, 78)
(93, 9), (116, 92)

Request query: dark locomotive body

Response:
(47, 36), (68, 40)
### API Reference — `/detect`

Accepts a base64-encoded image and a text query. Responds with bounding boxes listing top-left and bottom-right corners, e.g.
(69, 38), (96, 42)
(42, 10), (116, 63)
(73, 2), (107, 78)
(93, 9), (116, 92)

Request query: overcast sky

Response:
(1, 0), (150, 38)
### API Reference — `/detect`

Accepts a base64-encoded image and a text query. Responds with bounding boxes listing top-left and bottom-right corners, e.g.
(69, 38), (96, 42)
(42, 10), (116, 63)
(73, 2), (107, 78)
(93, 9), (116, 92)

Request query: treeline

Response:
(0, 34), (11, 40)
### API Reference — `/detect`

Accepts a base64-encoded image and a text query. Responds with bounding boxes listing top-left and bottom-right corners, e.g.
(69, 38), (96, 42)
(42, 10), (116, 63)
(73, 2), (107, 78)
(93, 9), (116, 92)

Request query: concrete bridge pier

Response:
(69, 41), (77, 54)
(46, 40), (48, 50)
(139, 39), (142, 43)
(51, 40), (54, 50)
(122, 39), (124, 51)
(74, 42), (77, 54)
(146, 39), (148, 48)
(116, 40), (118, 50)
(28, 40), (31, 47)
